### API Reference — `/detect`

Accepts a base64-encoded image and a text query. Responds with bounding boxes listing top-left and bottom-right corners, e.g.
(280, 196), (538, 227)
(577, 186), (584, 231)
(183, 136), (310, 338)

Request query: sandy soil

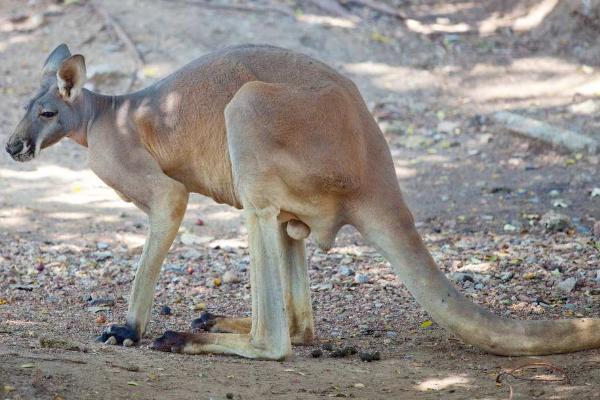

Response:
(1, 1), (599, 399)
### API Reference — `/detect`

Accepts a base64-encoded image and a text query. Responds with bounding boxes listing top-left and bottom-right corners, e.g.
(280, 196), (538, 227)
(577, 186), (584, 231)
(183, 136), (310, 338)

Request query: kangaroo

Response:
(5, 43), (600, 360)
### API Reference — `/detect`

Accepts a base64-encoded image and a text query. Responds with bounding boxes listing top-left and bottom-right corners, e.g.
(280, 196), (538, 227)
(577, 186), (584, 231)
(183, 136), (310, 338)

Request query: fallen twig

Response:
(311, 0), (354, 18)
(496, 362), (571, 385)
(1, 352), (87, 365)
(166, 0), (295, 17)
(90, 1), (145, 91)
(344, 0), (407, 20)
(491, 111), (598, 154)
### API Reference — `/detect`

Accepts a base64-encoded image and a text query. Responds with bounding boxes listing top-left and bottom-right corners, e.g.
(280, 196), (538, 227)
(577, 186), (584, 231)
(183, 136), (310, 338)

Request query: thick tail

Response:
(352, 201), (600, 356)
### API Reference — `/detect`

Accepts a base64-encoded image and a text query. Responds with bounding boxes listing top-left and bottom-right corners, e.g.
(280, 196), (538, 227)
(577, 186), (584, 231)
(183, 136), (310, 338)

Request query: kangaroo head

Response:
(5, 44), (87, 162)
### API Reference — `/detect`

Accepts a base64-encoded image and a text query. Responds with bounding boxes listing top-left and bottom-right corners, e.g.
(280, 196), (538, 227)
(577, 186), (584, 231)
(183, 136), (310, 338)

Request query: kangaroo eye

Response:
(40, 111), (57, 118)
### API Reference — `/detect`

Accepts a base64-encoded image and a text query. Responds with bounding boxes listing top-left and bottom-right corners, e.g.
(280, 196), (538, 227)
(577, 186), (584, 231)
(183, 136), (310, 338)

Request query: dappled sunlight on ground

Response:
(416, 374), (472, 391)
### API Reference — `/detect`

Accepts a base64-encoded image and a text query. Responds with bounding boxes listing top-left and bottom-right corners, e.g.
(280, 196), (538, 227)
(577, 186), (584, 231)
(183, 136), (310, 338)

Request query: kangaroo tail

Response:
(352, 199), (600, 356)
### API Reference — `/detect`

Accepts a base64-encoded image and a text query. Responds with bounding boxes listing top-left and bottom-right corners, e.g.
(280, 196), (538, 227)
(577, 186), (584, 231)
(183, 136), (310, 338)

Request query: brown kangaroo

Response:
(5, 43), (600, 360)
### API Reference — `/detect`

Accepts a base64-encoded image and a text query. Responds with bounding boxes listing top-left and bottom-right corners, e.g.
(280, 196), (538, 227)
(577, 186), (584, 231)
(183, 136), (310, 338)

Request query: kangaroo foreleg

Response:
(98, 180), (188, 345)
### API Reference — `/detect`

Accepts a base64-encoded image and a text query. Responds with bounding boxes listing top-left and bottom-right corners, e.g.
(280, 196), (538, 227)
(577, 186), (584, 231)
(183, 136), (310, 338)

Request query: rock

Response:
(594, 221), (600, 237)
(182, 249), (202, 260)
(552, 199), (568, 208)
(160, 305), (172, 315)
(557, 277), (577, 293)
(540, 211), (571, 232)
(96, 242), (110, 250)
(596, 270), (600, 284)
(88, 297), (115, 307)
(437, 120), (460, 133)
(226, 394), (234, 400)
(180, 233), (213, 246)
(447, 272), (474, 284)
(339, 266), (354, 276)
(96, 315), (107, 324)
(222, 270), (241, 284)
(209, 238), (247, 252)
(499, 271), (514, 282)
(92, 251), (112, 261)
(311, 282), (333, 291)
(311, 349), (323, 358)
(123, 338), (134, 347)
(354, 273), (369, 284)
(378, 120), (404, 135)
(503, 223), (517, 232)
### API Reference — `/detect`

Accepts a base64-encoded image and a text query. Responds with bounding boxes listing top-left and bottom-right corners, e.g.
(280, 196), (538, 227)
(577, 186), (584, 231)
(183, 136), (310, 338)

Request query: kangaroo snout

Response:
(5, 137), (34, 161)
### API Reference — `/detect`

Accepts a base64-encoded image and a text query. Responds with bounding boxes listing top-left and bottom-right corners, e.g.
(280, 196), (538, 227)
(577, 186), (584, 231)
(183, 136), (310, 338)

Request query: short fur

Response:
(6, 44), (600, 359)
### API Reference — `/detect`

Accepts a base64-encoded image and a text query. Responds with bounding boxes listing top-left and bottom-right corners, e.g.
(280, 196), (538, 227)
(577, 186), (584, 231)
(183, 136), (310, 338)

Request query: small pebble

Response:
(105, 336), (117, 345)
(500, 271), (514, 282)
(160, 305), (172, 315)
(222, 270), (241, 284)
(354, 273), (369, 284)
(557, 277), (577, 293)
(311, 349), (323, 358)
(339, 266), (354, 276)
(96, 314), (107, 324)
(123, 338), (134, 347)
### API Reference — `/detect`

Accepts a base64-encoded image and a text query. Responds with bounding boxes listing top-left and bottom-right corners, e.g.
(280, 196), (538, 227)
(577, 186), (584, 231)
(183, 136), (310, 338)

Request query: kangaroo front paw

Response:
(150, 330), (191, 353)
(97, 324), (139, 346)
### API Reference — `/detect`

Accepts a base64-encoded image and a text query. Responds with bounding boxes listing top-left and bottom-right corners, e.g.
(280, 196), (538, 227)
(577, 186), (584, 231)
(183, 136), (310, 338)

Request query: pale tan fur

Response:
(6, 44), (600, 360)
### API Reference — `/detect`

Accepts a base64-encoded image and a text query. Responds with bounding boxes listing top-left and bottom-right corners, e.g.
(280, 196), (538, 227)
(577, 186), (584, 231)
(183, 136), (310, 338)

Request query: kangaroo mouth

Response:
(7, 139), (36, 162)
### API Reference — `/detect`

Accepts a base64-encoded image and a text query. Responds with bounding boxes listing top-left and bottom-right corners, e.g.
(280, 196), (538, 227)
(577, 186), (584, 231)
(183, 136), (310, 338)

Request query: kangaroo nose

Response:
(5, 140), (24, 156)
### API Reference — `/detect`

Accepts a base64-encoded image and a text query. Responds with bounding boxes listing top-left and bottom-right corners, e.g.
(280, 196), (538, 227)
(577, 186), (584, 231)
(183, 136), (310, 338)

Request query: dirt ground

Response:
(1, 0), (600, 399)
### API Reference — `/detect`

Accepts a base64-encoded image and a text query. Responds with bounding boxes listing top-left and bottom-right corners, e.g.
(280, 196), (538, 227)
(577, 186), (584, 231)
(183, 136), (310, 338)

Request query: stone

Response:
(160, 305), (172, 315)
(182, 249), (202, 260)
(437, 120), (460, 133)
(96, 242), (110, 250)
(557, 277), (577, 293)
(311, 282), (333, 291)
(222, 270), (241, 284)
(123, 338), (134, 347)
(354, 273), (369, 284)
(499, 271), (514, 282)
(181, 233), (213, 246)
(92, 251), (112, 261)
(339, 266), (355, 276)
(447, 272), (474, 284)
(540, 211), (571, 232)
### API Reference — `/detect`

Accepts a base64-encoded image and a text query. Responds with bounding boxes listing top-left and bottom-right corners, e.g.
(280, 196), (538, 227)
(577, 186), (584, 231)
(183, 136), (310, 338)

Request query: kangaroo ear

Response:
(42, 44), (71, 79)
(57, 55), (86, 101)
